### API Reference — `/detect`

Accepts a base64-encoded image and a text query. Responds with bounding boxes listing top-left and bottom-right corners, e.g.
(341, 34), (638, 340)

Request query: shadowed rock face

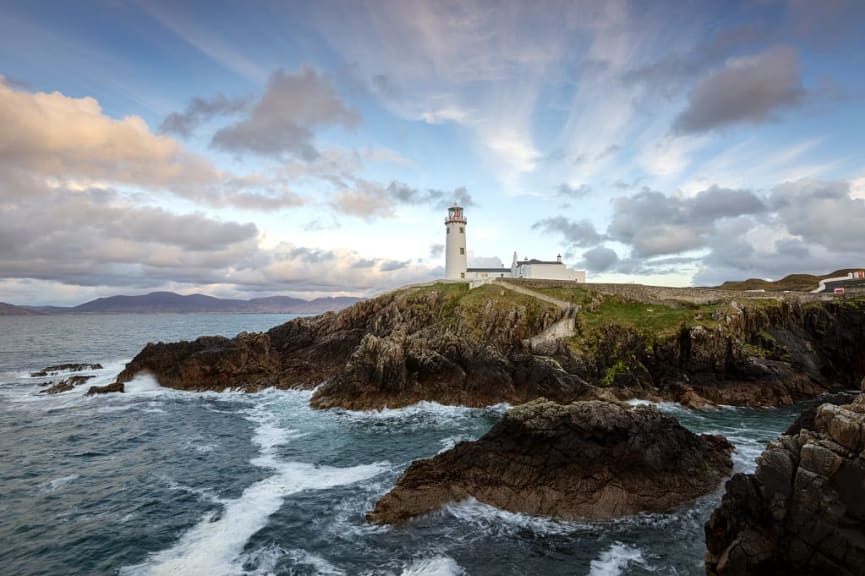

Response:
(368, 399), (733, 524)
(113, 286), (590, 407)
(705, 393), (865, 576)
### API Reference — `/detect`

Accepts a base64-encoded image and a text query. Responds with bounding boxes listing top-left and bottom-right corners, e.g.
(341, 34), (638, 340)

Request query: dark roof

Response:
(519, 259), (563, 265)
(467, 267), (510, 272)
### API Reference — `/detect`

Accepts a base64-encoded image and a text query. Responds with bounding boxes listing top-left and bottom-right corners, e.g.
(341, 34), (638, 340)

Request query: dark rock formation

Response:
(39, 375), (94, 395)
(86, 382), (124, 395)
(368, 399), (733, 524)
(112, 282), (865, 409)
(115, 285), (589, 407)
(31, 363), (103, 377)
(783, 390), (860, 436)
(705, 394), (865, 575)
(570, 298), (865, 408)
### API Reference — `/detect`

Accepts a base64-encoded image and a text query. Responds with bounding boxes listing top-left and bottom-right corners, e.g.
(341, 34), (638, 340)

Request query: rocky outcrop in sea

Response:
(368, 399), (733, 524)
(704, 393), (865, 575)
(111, 282), (865, 410)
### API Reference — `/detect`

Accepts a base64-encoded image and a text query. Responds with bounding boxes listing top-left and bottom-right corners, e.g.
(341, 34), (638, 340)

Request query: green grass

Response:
(526, 285), (591, 305)
(395, 282), (560, 337)
(578, 295), (725, 337)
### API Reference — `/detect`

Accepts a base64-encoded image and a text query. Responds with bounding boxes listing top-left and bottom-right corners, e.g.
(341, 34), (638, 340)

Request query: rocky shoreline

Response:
(112, 281), (865, 410)
(705, 393), (865, 575)
(80, 280), (865, 573)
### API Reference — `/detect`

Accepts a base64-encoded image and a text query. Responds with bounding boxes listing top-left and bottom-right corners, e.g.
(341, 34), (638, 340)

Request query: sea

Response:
(0, 313), (803, 576)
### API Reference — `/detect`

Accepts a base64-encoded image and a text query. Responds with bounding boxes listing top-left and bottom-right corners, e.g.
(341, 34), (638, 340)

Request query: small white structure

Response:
(443, 205), (585, 282)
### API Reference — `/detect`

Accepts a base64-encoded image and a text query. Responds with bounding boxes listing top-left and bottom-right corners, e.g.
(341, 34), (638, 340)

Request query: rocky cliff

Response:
(557, 291), (865, 408)
(368, 399), (733, 524)
(113, 281), (865, 409)
(704, 393), (865, 575)
(115, 283), (591, 407)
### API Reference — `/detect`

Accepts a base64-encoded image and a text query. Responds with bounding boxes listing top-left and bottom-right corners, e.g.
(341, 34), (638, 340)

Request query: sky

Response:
(1, 0), (864, 306)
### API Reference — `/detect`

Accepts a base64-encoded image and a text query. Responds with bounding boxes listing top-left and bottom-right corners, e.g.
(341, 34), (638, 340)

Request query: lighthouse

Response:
(444, 205), (467, 279)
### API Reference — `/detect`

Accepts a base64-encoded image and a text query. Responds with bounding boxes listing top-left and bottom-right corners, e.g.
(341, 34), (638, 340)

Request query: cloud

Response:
(330, 180), (475, 218)
(0, 182), (259, 287)
(0, 177), (440, 300)
(598, 178), (863, 285)
(212, 67), (359, 159)
(429, 244), (444, 258)
(467, 255), (504, 268)
(673, 46), (803, 134)
(770, 179), (865, 252)
(556, 183), (591, 198)
(608, 186), (767, 257)
(0, 81), (219, 189)
(580, 246), (619, 272)
(532, 216), (602, 247)
(160, 93), (248, 137)
(624, 23), (764, 89)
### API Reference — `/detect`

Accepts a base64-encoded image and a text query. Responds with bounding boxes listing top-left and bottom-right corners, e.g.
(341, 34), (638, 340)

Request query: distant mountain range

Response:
(0, 291), (362, 315)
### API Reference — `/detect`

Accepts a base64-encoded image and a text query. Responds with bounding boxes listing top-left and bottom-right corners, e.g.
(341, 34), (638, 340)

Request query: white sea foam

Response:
(588, 542), (648, 576)
(122, 373), (167, 395)
(121, 461), (385, 576)
(42, 474), (80, 492)
(340, 401), (508, 424)
(120, 400), (387, 576)
(285, 548), (346, 575)
(442, 497), (586, 536)
(162, 477), (225, 505)
(400, 556), (464, 576)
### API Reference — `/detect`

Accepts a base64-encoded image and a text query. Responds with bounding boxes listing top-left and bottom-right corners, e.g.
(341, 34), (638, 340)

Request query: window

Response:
(460, 272), (465, 279)
(459, 227), (464, 233)
(459, 247), (465, 255)
(447, 228), (450, 234)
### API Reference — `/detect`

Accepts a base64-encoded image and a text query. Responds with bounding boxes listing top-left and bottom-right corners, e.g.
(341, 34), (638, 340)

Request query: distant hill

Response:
(0, 302), (40, 316)
(11, 292), (362, 315)
(717, 269), (865, 292)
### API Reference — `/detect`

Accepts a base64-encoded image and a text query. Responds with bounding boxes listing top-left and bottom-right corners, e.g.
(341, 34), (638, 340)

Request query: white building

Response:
(443, 205), (586, 282)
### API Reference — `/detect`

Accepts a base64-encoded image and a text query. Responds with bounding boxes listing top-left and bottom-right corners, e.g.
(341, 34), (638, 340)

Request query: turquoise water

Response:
(0, 314), (800, 575)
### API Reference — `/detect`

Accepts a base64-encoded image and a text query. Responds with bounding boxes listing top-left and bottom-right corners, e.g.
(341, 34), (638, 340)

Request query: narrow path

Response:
(496, 280), (579, 351)
(496, 280), (572, 310)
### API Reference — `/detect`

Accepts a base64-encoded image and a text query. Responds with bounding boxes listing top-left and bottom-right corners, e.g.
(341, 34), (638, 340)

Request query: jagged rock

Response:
(368, 399), (733, 524)
(39, 375), (94, 395)
(309, 332), (590, 409)
(116, 285), (578, 407)
(705, 394), (865, 575)
(86, 382), (124, 395)
(783, 391), (860, 436)
(31, 363), (103, 377)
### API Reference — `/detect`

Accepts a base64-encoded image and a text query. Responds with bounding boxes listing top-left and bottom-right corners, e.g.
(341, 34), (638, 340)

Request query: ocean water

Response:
(0, 314), (801, 576)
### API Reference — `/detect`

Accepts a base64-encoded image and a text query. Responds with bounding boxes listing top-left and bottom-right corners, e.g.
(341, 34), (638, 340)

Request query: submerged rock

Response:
(705, 393), (865, 575)
(39, 375), (94, 395)
(368, 399), (733, 524)
(86, 382), (124, 395)
(31, 363), (103, 377)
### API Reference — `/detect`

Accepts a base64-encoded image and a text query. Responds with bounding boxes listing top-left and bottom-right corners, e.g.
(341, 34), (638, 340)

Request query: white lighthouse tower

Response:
(444, 204), (467, 279)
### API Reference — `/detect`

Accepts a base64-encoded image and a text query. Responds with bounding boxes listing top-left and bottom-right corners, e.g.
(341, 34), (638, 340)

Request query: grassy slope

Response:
(394, 282), (561, 339)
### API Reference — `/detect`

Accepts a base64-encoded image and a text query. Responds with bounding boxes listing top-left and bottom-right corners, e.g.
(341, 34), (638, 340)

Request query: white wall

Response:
(521, 263), (585, 282)
(465, 269), (512, 281)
